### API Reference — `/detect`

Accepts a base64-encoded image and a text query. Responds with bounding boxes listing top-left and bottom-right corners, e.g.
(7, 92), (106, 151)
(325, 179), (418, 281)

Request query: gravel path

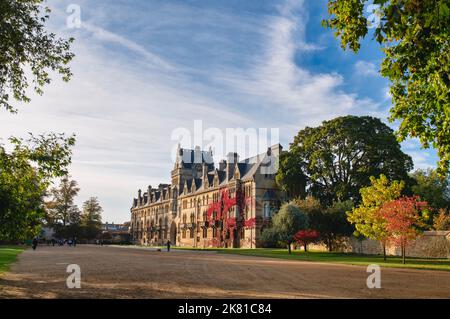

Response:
(0, 245), (449, 299)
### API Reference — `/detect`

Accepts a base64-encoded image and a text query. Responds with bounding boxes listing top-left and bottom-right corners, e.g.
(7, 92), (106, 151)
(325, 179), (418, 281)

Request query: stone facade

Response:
(130, 144), (284, 248)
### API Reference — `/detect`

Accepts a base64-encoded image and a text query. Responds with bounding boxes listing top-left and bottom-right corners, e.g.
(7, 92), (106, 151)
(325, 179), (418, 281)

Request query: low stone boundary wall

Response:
(307, 231), (450, 259)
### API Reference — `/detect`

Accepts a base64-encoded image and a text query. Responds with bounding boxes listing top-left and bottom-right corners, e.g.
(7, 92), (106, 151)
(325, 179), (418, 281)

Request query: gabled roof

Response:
(178, 148), (214, 169)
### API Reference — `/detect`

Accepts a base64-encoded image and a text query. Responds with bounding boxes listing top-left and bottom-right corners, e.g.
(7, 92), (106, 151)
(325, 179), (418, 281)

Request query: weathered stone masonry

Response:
(130, 144), (284, 248)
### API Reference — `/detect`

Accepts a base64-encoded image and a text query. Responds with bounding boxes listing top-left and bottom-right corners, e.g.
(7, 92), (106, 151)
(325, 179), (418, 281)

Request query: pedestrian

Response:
(73, 237), (77, 247)
(32, 238), (38, 251)
(51, 238), (55, 246)
(167, 240), (171, 252)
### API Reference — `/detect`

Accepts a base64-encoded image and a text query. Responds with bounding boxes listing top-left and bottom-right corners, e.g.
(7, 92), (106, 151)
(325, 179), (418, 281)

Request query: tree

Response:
(271, 202), (309, 254)
(347, 174), (404, 261)
(433, 209), (450, 231)
(259, 228), (282, 248)
(292, 197), (323, 242)
(411, 169), (450, 210)
(276, 151), (307, 198)
(321, 200), (355, 251)
(81, 197), (103, 239)
(294, 230), (320, 252)
(0, 0), (74, 112)
(378, 196), (427, 264)
(46, 176), (80, 226)
(280, 116), (413, 204)
(294, 197), (354, 251)
(0, 133), (76, 241)
(324, 0), (450, 175)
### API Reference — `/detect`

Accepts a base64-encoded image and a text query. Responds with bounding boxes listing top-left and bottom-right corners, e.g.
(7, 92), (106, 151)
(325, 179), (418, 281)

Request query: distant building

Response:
(102, 222), (130, 232)
(102, 222), (131, 243)
(130, 144), (284, 248)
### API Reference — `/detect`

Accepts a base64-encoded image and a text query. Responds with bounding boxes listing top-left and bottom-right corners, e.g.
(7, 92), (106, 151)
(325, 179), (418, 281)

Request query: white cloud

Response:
(354, 60), (379, 77)
(214, 0), (384, 127)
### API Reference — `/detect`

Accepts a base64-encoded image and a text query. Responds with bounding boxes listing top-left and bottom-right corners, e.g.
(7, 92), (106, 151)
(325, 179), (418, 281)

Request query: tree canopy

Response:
(264, 202), (309, 254)
(46, 176), (80, 227)
(378, 196), (427, 264)
(324, 0), (450, 175)
(294, 197), (354, 251)
(277, 116), (413, 204)
(0, 0), (74, 112)
(81, 197), (103, 239)
(0, 133), (75, 241)
(411, 168), (450, 210)
(347, 174), (404, 260)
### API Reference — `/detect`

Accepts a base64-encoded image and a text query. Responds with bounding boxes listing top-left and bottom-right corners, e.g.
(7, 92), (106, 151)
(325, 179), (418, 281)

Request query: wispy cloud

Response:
(354, 60), (379, 77)
(82, 23), (175, 71)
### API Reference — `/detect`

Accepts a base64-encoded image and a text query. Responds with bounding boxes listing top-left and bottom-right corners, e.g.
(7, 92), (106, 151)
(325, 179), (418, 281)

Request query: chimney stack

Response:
(219, 159), (226, 171)
(138, 189), (142, 205)
(147, 185), (152, 204)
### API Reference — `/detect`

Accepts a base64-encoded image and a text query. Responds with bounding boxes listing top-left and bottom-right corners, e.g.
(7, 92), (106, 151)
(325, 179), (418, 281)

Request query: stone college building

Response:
(130, 144), (284, 248)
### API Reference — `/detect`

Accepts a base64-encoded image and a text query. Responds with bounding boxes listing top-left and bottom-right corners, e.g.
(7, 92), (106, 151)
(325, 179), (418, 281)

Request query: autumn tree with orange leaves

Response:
(378, 197), (428, 264)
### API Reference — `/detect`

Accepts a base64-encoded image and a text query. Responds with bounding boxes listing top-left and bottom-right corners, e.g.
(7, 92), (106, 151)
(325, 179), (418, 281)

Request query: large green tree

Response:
(81, 197), (103, 240)
(0, 133), (76, 241)
(294, 197), (354, 251)
(411, 168), (450, 210)
(46, 176), (80, 227)
(278, 116), (413, 204)
(276, 151), (307, 199)
(324, 0), (450, 175)
(0, 0), (74, 112)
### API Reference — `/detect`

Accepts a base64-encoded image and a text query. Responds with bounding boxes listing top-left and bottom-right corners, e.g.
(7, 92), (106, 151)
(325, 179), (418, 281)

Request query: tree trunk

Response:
(382, 242), (387, 262)
(304, 244), (307, 252)
(402, 244), (406, 264)
(288, 243), (291, 254)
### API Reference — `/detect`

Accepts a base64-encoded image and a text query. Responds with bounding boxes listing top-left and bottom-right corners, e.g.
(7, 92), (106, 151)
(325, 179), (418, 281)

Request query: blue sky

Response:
(0, 0), (438, 223)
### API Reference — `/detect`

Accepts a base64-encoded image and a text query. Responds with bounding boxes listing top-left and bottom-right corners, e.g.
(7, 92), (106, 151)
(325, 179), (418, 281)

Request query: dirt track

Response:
(0, 245), (449, 299)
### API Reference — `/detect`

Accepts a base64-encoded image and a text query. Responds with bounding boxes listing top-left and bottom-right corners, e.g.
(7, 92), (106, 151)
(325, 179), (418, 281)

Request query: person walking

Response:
(32, 238), (38, 251)
(167, 240), (171, 252)
(73, 237), (77, 247)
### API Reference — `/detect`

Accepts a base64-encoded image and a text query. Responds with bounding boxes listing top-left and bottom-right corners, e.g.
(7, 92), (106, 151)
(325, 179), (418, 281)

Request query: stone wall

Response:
(307, 231), (450, 259)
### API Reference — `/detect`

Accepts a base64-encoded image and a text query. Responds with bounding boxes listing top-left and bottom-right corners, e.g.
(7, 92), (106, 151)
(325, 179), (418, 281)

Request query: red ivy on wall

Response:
(205, 187), (256, 246)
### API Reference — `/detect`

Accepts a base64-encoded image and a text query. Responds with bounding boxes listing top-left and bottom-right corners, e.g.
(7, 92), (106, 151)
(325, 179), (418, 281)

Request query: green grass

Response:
(0, 246), (26, 274)
(170, 247), (450, 271)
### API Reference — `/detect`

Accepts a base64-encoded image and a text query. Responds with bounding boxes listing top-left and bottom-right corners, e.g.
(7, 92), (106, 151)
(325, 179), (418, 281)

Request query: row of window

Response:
(181, 227), (246, 239)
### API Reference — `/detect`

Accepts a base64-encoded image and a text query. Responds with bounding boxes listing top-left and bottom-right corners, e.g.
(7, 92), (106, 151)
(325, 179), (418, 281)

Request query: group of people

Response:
(31, 237), (78, 250)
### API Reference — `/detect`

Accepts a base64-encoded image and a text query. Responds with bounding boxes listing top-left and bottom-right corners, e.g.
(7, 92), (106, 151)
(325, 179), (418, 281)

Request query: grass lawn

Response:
(0, 246), (26, 275)
(169, 247), (450, 271)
